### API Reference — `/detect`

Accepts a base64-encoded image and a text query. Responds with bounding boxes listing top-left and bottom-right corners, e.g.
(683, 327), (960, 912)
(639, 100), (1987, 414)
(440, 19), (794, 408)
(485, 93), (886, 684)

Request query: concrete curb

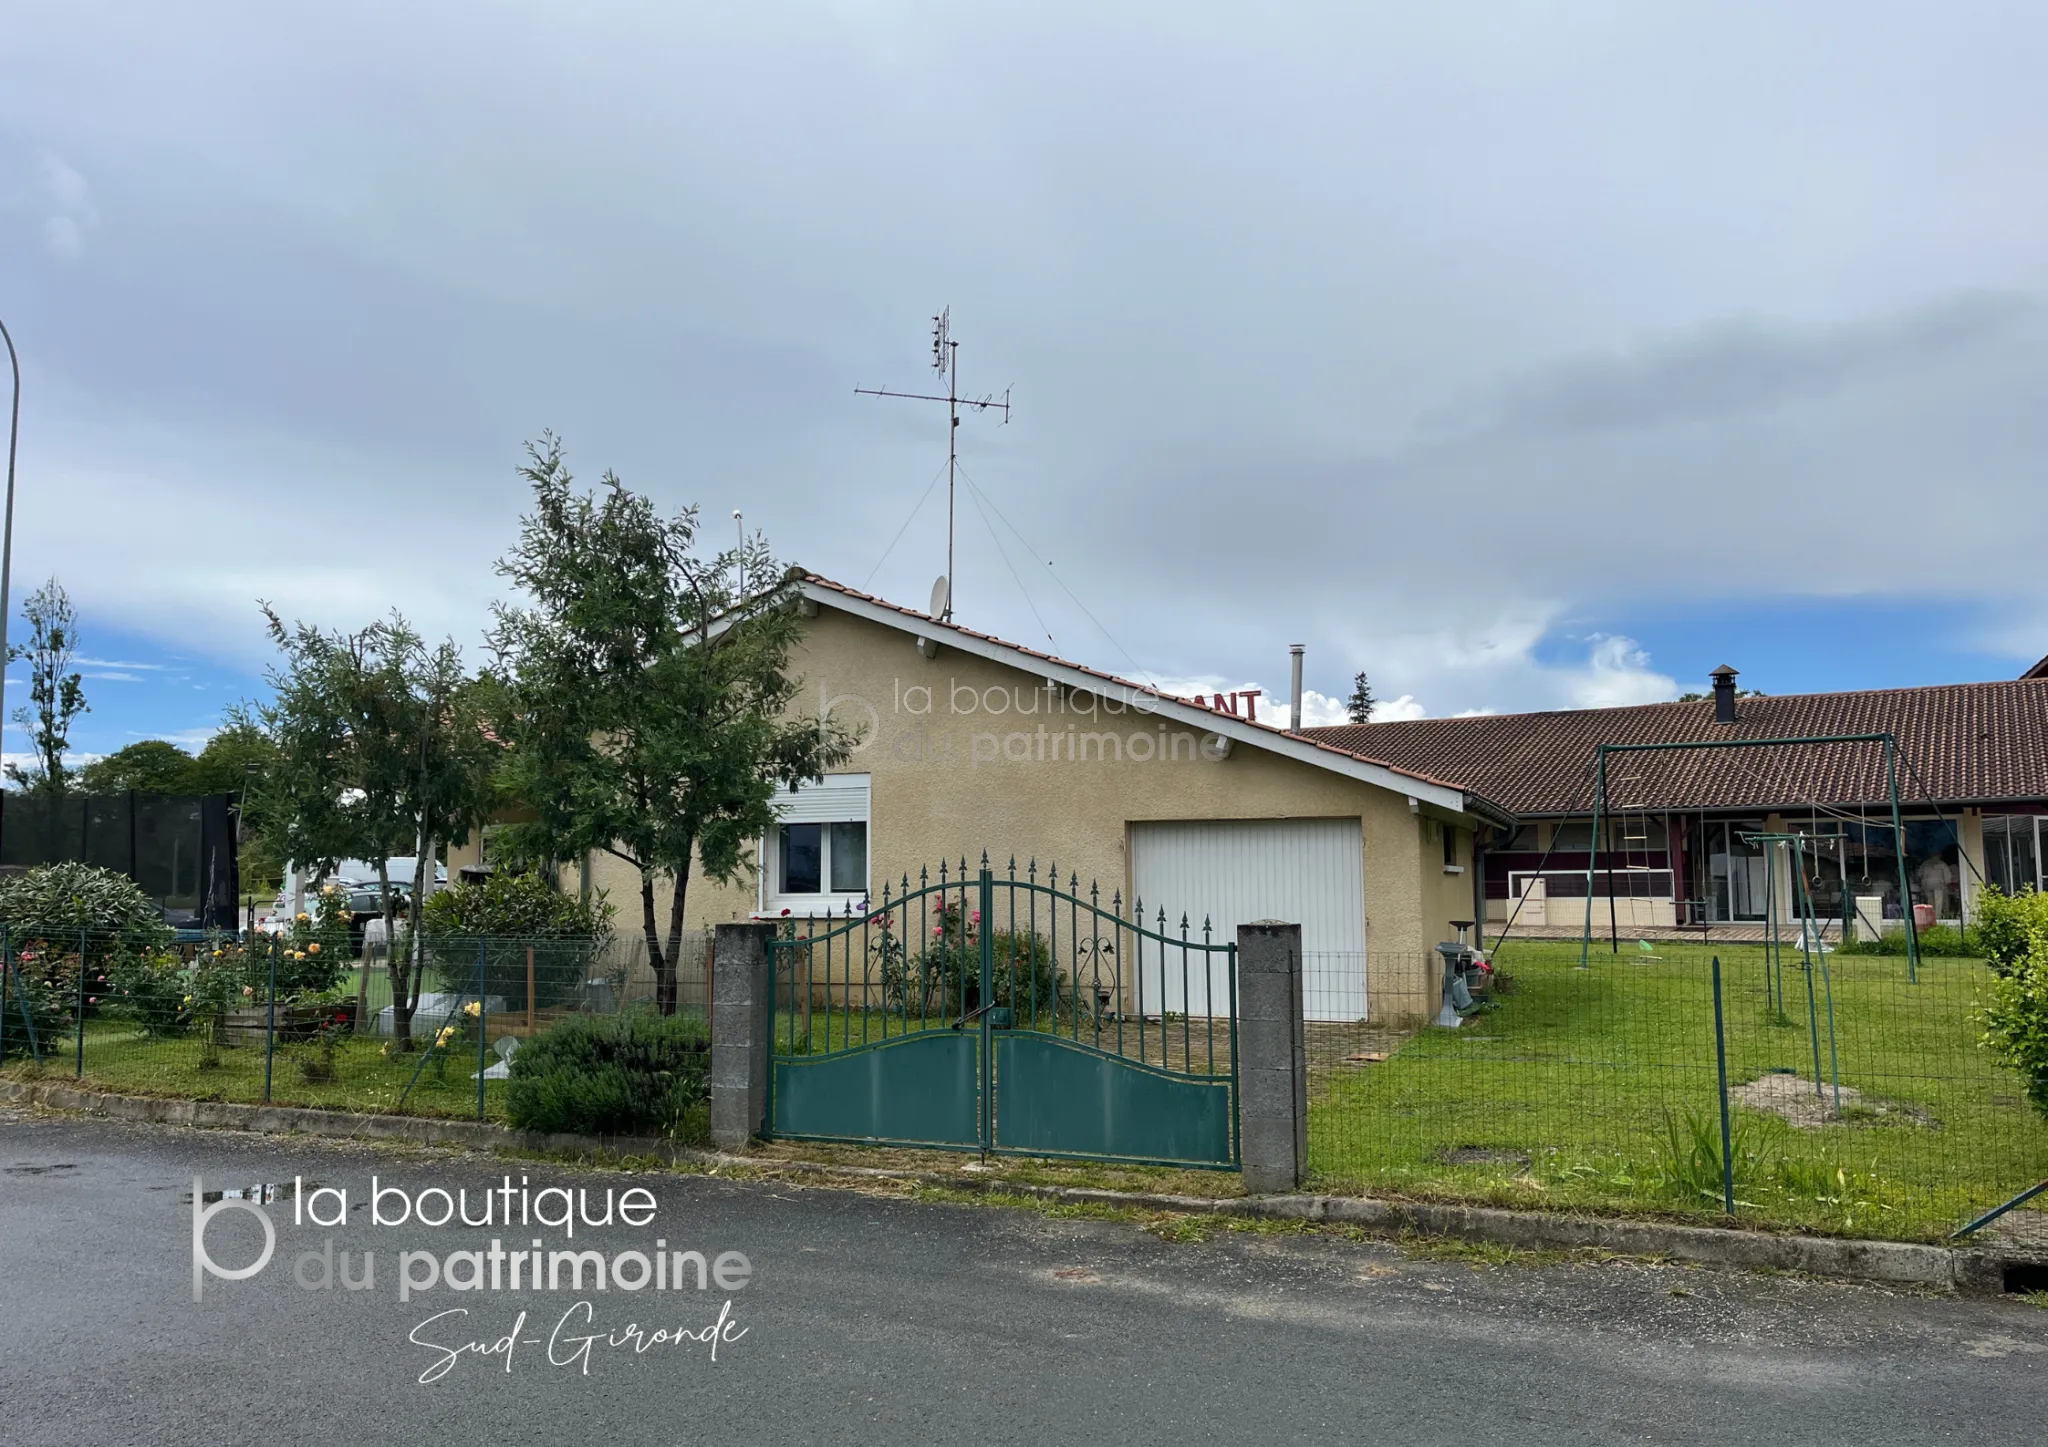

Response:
(0, 1078), (2025, 1295)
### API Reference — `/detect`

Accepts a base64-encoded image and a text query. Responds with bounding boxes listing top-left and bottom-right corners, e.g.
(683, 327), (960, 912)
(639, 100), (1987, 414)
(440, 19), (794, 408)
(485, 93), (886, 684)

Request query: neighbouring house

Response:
(451, 573), (1516, 1027)
(1300, 662), (2048, 937)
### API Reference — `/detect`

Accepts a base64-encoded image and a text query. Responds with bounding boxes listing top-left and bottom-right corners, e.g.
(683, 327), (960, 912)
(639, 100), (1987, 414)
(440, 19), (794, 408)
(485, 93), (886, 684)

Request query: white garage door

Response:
(1130, 818), (1367, 1023)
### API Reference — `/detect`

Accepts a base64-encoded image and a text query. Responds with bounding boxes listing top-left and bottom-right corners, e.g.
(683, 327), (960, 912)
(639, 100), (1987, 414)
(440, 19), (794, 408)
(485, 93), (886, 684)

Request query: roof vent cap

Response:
(1710, 665), (1739, 725)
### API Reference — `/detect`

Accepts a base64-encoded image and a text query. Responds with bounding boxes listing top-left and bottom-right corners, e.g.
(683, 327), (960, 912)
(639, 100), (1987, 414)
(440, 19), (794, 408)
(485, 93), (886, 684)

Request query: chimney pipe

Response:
(1710, 665), (1739, 725)
(1289, 644), (1305, 731)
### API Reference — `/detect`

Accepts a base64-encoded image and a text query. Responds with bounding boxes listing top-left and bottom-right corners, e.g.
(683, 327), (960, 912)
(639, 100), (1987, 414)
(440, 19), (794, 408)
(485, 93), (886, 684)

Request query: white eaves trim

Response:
(798, 580), (1482, 819)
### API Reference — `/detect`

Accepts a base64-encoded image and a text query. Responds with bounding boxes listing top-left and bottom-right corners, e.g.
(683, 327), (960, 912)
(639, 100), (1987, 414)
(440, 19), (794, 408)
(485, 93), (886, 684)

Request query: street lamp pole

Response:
(0, 317), (18, 859)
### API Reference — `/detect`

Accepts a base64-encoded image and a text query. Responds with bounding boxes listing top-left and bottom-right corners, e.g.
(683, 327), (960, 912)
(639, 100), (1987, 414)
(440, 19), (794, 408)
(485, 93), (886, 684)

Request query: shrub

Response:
(106, 950), (195, 1037)
(1973, 886), (2048, 977)
(1836, 923), (1978, 957)
(866, 903), (1063, 1024)
(0, 953), (69, 1059)
(1981, 913), (2048, 1118)
(423, 869), (612, 1011)
(0, 862), (173, 954)
(504, 1011), (708, 1137)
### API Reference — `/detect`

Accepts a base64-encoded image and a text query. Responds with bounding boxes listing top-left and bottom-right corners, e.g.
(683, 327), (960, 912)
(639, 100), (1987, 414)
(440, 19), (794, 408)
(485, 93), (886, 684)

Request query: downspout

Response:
(1472, 827), (1489, 951)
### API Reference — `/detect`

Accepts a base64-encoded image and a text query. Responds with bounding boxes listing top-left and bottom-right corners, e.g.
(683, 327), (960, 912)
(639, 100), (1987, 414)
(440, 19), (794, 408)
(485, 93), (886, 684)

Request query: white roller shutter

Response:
(770, 773), (871, 823)
(1130, 818), (1368, 1022)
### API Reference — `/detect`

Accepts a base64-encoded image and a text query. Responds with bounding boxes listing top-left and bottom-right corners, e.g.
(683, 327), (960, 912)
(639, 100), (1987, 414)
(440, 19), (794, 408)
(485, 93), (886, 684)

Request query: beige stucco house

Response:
(453, 574), (1514, 1026)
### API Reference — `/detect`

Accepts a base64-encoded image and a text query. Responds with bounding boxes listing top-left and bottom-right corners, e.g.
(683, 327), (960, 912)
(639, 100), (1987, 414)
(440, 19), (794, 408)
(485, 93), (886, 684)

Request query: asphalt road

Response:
(1, 1110), (2044, 1446)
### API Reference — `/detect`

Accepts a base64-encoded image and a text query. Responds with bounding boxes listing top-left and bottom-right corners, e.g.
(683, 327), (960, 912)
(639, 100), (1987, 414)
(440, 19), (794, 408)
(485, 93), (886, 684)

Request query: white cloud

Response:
(38, 153), (94, 258)
(1567, 635), (1679, 709)
(143, 727), (218, 750)
(76, 657), (177, 672)
(1294, 689), (1352, 727)
(83, 670), (144, 682)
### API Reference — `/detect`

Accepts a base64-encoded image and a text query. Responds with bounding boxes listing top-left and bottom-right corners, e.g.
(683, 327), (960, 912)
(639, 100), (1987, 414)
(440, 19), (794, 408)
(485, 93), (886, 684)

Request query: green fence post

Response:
(4, 924), (41, 1064)
(1711, 955), (1735, 1215)
(1801, 926), (1825, 1102)
(476, 939), (488, 1122)
(1579, 747), (1606, 967)
(75, 926), (87, 1077)
(1884, 736), (1919, 984)
(1762, 847), (1778, 1015)
(263, 935), (279, 1103)
(978, 865), (994, 1156)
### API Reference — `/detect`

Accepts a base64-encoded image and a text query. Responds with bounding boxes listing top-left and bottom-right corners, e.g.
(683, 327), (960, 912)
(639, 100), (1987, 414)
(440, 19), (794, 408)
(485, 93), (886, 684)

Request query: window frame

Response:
(759, 774), (872, 916)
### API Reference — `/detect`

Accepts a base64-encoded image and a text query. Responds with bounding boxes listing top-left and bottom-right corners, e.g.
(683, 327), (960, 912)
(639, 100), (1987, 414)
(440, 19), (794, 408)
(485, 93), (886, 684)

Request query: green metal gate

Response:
(767, 855), (1239, 1168)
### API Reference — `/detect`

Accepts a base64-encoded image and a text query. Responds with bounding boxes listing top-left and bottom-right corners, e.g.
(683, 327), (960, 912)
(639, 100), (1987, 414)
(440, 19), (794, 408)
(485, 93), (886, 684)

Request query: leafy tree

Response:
(248, 612), (497, 1046)
(1346, 670), (1375, 725)
(488, 434), (855, 1014)
(6, 578), (88, 793)
(78, 739), (196, 794)
(186, 717), (280, 796)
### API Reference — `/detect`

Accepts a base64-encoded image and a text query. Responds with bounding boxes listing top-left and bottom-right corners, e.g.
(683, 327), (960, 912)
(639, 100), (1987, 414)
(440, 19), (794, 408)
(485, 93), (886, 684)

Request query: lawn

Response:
(1308, 939), (2048, 1241)
(4, 1019), (514, 1121)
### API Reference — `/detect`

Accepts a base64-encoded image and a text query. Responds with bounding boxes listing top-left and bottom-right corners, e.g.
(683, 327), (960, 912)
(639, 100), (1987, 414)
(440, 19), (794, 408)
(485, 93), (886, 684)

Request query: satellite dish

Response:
(929, 575), (951, 618)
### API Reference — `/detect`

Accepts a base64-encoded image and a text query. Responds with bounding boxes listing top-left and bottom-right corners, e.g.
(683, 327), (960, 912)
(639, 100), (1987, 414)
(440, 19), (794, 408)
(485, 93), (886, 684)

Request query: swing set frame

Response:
(1578, 732), (1923, 982)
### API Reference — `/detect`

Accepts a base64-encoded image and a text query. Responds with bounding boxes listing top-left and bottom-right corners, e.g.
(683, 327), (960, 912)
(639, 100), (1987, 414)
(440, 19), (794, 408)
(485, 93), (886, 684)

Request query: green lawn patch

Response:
(1308, 940), (2048, 1241)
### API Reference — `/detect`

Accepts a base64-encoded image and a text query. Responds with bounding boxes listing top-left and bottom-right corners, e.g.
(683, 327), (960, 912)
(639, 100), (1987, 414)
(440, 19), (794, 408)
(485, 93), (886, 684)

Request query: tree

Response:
(78, 739), (196, 794)
(1346, 671), (1375, 726)
(6, 578), (88, 793)
(488, 434), (855, 1015)
(186, 717), (281, 796)
(248, 611), (497, 1047)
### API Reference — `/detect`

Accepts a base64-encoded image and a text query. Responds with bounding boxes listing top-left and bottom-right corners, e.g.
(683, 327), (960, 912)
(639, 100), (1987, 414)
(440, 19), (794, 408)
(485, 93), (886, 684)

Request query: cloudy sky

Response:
(3, 1), (2044, 758)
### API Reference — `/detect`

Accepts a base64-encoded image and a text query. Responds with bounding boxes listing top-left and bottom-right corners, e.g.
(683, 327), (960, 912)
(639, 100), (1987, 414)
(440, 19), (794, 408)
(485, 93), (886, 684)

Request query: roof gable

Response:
(793, 573), (1511, 823)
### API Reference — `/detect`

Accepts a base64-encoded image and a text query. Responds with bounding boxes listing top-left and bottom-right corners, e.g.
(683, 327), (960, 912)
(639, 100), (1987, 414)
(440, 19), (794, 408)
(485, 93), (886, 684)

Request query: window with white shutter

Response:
(760, 774), (871, 913)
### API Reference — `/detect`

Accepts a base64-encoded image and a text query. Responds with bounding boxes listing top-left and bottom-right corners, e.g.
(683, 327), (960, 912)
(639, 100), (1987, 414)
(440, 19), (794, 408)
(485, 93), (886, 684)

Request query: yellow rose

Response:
(307, 942), (321, 955)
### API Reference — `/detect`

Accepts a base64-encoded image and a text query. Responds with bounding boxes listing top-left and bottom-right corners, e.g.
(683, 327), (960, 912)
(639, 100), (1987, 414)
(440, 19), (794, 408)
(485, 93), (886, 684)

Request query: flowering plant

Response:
(422, 1000), (481, 1081)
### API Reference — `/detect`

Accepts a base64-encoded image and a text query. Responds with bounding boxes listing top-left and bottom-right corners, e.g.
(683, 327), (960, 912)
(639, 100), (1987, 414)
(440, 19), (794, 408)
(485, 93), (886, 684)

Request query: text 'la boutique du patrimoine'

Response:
(191, 1175), (754, 1303)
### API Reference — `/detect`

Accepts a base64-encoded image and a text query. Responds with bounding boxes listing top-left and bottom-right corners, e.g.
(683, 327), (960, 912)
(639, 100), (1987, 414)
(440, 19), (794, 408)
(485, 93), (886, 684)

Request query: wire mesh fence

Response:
(0, 926), (710, 1123)
(1306, 939), (2048, 1243)
(8, 913), (2045, 1245)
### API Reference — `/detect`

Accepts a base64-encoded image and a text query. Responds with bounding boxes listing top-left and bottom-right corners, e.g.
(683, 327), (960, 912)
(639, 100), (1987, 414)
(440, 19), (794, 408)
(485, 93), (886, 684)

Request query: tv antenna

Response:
(855, 307), (1010, 621)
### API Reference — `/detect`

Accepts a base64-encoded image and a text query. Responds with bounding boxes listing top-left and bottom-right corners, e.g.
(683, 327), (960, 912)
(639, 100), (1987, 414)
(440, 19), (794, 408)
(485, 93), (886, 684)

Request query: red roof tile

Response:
(1299, 682), (2048, 816)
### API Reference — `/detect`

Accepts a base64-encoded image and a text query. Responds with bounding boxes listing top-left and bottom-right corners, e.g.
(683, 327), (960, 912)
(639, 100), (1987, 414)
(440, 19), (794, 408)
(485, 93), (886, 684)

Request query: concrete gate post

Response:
(710, 922), (775, 1151)
(1236, 920), (1307, 1194)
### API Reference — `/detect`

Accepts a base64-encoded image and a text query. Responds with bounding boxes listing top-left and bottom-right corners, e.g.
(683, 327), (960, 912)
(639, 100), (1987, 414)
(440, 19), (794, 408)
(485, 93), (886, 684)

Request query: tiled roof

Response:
(1298, 681), (2048, 816)
(796, 572), (1510, 816)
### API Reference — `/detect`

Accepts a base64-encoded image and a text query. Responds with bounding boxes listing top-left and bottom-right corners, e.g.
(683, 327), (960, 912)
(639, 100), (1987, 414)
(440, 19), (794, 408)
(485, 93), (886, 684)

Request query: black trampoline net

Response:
(0, 791), (240, 929)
